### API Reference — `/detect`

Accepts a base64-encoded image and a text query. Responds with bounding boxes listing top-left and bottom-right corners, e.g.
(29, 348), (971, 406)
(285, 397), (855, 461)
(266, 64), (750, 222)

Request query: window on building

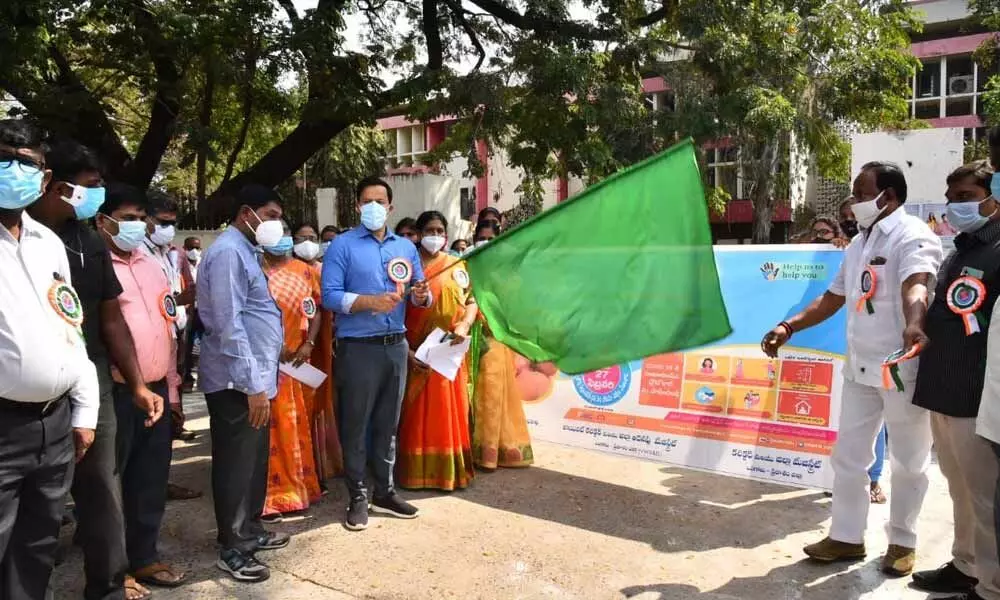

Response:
(706, 147), (740, 200)
(644, 91), (676, 112)
(911, 55), (989, 121)
(383, 124), (428, 167)
(460, 187), (476, 220)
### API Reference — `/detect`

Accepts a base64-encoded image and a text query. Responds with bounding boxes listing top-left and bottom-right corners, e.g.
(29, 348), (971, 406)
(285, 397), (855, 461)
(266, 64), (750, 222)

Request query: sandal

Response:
(870, 482), (887, 504)
(124, 575), (152, 600)
(134, 562), (187, 588)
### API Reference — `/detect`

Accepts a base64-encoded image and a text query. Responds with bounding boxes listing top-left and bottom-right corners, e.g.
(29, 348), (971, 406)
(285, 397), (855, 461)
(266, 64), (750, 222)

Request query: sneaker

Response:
(216, 549), (270, 583)
(912, 562), (978, 593)
(345, 495), (369, 531)
(803, 537), (866, 562)
(254, 531), (291, 551)
(371, 492), (419, 519)
(881, 544), (916, 577)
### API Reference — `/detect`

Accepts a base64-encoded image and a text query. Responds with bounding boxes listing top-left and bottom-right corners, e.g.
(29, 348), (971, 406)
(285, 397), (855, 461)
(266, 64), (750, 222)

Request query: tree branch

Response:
(446, 0), (486, 71)
(466, 0), (673, 40)
(422, 0), (444, 70)
(275, 0), (301, 28)
(222, 38), (261, 185)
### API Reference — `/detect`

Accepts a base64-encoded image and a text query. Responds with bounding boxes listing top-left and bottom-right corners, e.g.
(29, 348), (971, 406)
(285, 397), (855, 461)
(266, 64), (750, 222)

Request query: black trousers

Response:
(72, 359), (128, 600)
(336, 338), (408, 498)
(114, 380), (171, 571)
(206, 389), (269, 553)
(0, 397), (74, 600)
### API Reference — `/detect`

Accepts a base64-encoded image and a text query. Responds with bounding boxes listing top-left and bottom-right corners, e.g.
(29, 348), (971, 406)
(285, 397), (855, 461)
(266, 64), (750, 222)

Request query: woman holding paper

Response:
(397, 211), (478, 490)
(260, 221), (322, 518)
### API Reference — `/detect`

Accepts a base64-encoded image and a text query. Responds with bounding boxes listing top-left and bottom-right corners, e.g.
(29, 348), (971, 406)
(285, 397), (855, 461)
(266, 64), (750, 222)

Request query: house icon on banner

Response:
(795, 400), (811, 416)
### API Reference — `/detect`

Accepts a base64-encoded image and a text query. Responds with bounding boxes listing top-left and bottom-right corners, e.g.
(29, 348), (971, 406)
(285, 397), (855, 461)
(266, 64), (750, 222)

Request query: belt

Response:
(341, 333), (406, 346)
(0, 394), (68, 417)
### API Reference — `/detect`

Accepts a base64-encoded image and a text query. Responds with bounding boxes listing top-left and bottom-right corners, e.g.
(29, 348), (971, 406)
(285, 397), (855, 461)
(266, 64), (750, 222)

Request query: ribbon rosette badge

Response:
(881, 345), (921, 392)
(856, 266), (876, 314)
(947, 275), (987, 336)
(301, 296), (317, 319)
(49, 281), (84, 328)
(387, 257), (413, 295)
(159, 291), (178, 323)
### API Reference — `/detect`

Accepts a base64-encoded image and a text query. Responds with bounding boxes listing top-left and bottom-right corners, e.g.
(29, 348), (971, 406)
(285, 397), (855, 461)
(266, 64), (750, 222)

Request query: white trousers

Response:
(830, 379), (933, 548)
(932, 414), (1000, 600)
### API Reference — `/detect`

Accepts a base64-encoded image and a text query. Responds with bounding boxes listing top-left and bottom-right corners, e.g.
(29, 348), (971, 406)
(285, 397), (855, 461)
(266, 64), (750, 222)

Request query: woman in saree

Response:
(397, 210), (478, 491)
(260, 222), (322, 518)
(292, 223), (343, 487)
(469, 221), (535, 469)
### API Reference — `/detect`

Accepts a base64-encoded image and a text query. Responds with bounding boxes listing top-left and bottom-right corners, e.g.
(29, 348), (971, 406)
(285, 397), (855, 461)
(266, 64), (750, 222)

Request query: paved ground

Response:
(52, 393), (958, 599)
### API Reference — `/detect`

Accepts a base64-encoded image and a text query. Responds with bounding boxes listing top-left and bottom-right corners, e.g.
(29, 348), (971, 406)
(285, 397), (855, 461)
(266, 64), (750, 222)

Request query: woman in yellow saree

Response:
(468, 221), (534, 469)
(397, 211), (478, 491)
(260, 223), (322, 517)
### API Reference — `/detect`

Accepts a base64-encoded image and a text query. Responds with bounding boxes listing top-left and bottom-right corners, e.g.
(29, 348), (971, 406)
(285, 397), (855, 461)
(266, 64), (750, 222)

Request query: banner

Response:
(519, 245), (846, 490)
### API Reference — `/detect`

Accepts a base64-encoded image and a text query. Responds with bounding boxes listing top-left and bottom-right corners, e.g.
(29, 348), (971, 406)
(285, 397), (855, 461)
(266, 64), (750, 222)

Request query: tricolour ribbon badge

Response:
(856, 266), (876, 314)
(49, 280), (84, 329)
(946, 275), (987, 336)
(882, 344), (922, 392)
(387, 257), (413, 296)
(159, 291), (178, 323)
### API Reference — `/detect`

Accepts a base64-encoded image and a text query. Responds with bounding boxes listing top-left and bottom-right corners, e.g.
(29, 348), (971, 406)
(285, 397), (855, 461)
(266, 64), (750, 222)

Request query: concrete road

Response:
(51, 393), (956, 599)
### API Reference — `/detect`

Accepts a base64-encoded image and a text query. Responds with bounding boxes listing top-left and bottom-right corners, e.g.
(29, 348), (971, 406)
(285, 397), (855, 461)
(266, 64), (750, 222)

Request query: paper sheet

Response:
(414, 327), (472, 382)
(279, 361), (328, 388)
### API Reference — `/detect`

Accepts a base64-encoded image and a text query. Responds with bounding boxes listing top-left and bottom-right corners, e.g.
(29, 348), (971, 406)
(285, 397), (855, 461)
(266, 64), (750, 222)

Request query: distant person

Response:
(450, 239), (469, 255)
(394, 217), (419, 245)
(319, 225), (338, 257)
(478, 206), (502, 230)
(197, 184), (290, 582)
(938, 213), (958, 236)
(762, 161), (942, 577)
(321, 177), (430, 531)
(839, 199), (859, 239)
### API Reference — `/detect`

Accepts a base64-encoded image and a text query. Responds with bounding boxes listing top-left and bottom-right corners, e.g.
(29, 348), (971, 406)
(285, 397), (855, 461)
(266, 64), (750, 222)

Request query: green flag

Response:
(465, 138), (731, 375)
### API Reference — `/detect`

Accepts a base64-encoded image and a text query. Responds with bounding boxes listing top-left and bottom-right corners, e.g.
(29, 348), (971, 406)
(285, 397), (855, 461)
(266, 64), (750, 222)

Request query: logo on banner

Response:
(760, 261), (827, 282)
(573, 365), (632, 407)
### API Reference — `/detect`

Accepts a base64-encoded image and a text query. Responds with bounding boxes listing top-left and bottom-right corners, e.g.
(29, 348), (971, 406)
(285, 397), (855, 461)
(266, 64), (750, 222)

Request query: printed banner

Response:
(520, 245), (846, 490)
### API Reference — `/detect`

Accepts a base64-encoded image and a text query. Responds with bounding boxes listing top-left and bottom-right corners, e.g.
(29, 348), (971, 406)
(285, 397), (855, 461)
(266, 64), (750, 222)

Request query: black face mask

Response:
(840, 220), (858, 238)
(812, 237), (832, 244)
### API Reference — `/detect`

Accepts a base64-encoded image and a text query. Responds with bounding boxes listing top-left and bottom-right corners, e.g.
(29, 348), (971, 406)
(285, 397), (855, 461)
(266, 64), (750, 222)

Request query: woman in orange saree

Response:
(467, 221), (535, 469)
(397, 211), (478, 491)
(292, 223), (343, 485)
(261, 223), (322, 517)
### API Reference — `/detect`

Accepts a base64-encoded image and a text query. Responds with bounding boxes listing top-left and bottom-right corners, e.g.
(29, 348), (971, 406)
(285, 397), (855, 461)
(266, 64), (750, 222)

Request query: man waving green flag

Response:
(465, 138), (731, 375)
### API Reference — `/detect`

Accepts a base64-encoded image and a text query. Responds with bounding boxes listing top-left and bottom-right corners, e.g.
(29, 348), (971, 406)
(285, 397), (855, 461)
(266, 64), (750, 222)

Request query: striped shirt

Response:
(914, 218), (1000, 418)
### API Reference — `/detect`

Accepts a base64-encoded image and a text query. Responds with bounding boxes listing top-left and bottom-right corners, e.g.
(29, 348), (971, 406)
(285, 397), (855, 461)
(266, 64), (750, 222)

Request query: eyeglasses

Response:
(0, 152), (44, 173)
(813, 229), (834, 237)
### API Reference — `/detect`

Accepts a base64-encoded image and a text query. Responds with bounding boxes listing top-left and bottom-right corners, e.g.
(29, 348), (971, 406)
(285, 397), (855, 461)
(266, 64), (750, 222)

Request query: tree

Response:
(1, 0), (683, 224)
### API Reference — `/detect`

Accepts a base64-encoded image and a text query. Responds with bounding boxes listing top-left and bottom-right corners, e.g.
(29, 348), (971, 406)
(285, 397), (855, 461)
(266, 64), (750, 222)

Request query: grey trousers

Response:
(72, 359), (127, 600)
(336, 338), (408, 498)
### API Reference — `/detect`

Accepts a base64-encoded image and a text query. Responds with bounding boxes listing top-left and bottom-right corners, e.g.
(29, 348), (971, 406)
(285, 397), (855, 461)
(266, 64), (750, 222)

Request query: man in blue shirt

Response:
(197, 184), (289, 582)
(322, 177), (430, 531)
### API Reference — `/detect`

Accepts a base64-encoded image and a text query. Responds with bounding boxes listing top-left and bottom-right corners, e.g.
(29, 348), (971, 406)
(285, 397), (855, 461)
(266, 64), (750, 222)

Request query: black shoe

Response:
(345, 495), (369, 531)
(912, 562), (978, 593)
(174, 428), (197, 441)
(254, 530), (291, 551)
(261, 513), (283, 524)
(217, 549), (270, 583)
(933, 592), (985, 600)
(371, 492), (419, 519)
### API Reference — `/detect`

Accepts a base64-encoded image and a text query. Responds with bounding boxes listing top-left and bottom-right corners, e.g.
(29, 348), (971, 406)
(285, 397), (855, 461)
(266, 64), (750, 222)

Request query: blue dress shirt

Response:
(196, 227), (283, 398)
(321, 226), (428, 339)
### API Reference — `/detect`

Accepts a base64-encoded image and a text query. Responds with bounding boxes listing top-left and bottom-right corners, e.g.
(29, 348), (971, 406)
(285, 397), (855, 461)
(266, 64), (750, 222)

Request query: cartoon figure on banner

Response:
(700, 357), (716, 375)
(743, 390), (761, 410)
(694, 386), (716, 405)
(767, 362), (776, 381)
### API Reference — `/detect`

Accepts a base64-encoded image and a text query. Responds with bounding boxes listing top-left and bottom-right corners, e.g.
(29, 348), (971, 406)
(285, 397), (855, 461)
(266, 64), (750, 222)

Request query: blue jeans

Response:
(868, 425), (887, 483)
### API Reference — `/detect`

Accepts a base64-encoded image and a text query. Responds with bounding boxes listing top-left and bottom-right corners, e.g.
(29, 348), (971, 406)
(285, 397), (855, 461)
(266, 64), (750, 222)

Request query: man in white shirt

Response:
(0, 119), (99, 599)
(762, 161), (943, 577)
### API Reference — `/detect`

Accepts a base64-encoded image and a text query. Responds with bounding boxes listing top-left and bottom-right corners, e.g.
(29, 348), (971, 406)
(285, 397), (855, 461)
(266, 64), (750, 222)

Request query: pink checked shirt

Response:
(110, 250), (179, 403)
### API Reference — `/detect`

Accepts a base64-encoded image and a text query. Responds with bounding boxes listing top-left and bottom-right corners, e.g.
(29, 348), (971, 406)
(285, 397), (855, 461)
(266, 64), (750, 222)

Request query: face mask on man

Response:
(947, 196), (997, 234)
(420, 235), (446, 254)
(62, 183), (105, 220)
(360, 202), (388, 231)
(293, 240), (320, 261)
(0, 160), (44, 210)
(839, 220), (858, 238)
(103, 216), (148, 252)
(247, 207), (284, 247)
(264, 235), (293, 256)
(851, 191), (886, 230)
(150, 223), (176, 247)
(186, 248), (201, 262)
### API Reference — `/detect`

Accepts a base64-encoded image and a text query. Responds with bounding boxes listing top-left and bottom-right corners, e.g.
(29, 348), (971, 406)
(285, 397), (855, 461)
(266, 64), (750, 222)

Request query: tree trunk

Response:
(337, 185), (358, 229)
(196, 60), (215, 203)
(750, 140), (781, 244)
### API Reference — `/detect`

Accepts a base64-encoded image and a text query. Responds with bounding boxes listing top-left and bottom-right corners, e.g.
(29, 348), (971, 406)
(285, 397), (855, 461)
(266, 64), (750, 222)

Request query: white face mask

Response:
(320, 241), (332, 256)
(248, 208), (284, 247)
(421, 235), (446, 254)
(186, 248), (201, 262)
(293, 240), (320, 261)
(474, 239), (489, 248)
(852, 191), (886, 230)
(150, 224), (176, 247)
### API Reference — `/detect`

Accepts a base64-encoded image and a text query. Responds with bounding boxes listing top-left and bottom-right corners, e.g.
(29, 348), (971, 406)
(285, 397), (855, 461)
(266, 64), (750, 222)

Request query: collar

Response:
(222, 224), (257, 251)
(357, 225), (397, 242)
(109, 248), (148, 266)
(1, 211), (45, 244)
(866, 207), (905, 238)
(955, 217), (1000, 250)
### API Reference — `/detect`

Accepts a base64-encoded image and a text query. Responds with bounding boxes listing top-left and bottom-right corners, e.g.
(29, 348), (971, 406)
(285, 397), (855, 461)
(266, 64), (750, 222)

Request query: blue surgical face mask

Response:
(360, 202), (388, 231)
(991, 175), (1000, 200)
(61, 183), (105, 220)
(947, 196), (997, 234)
(103, 215), (148, 252)
(263, 235), (293, 256)
(0, 160), (44, 210)
(320, 241), (332, 256)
